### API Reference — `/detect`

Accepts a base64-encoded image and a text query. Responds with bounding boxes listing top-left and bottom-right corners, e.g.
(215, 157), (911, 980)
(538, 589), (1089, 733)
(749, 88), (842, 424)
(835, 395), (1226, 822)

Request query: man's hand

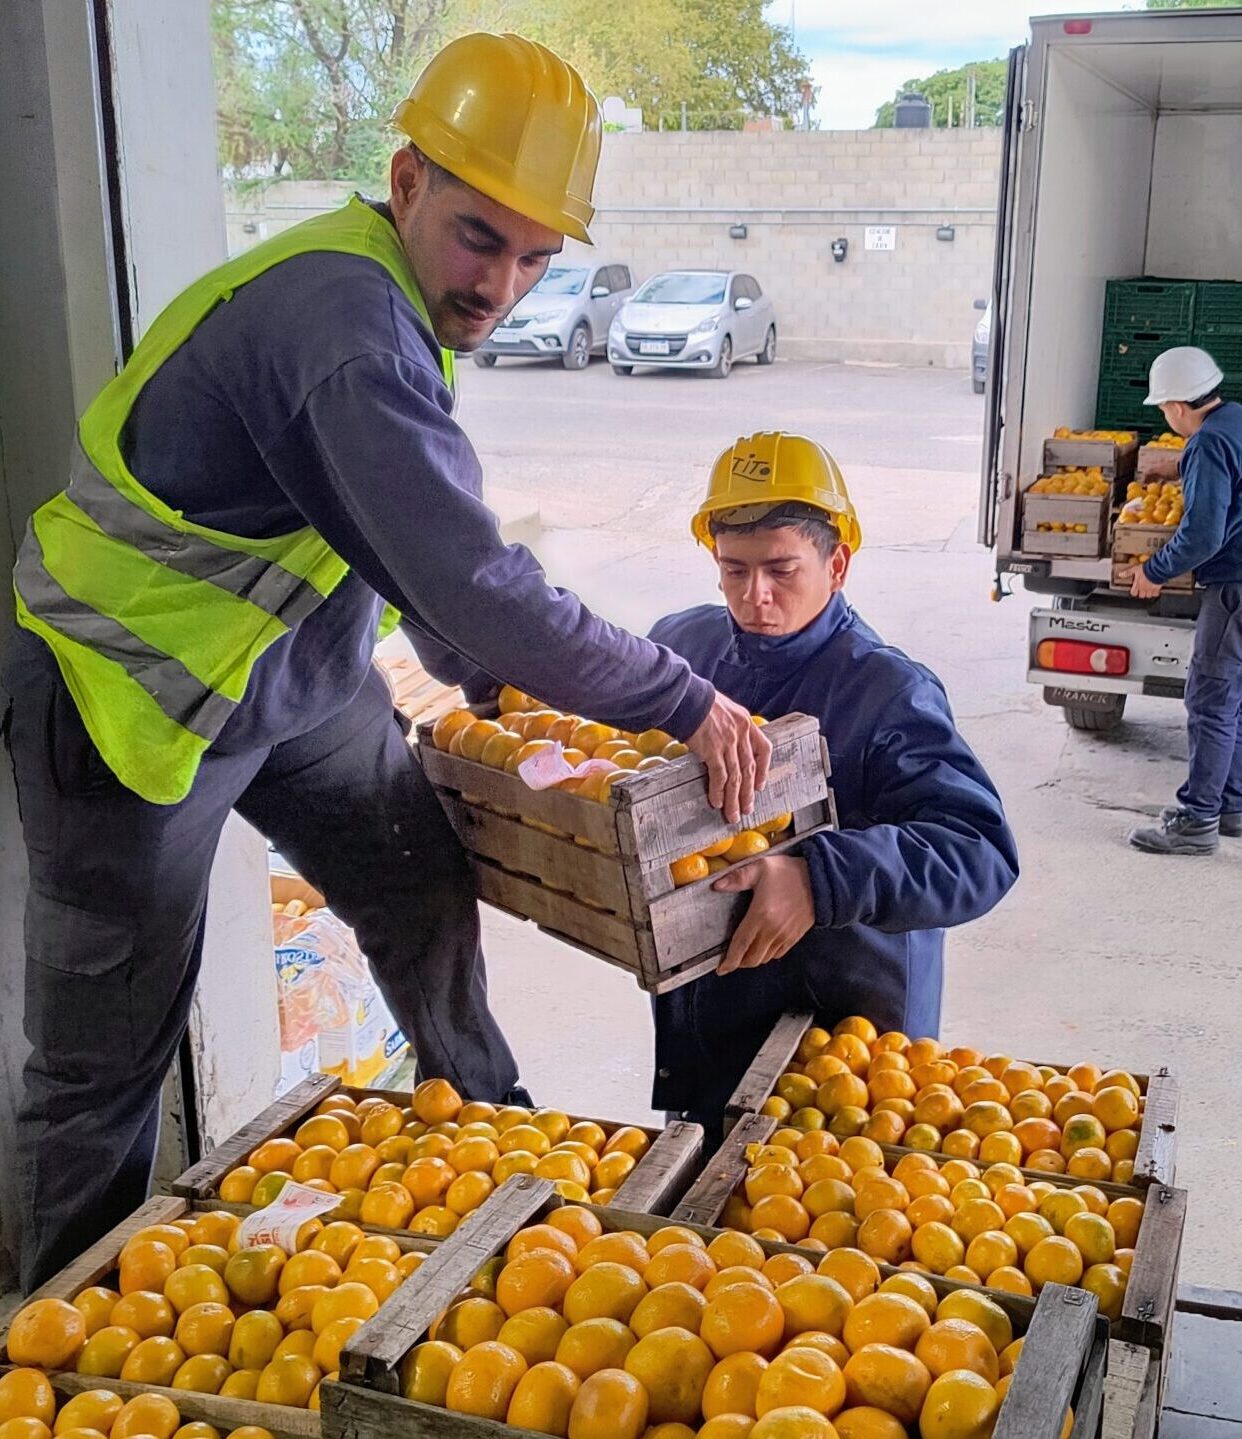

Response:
(1119, 564), (1164, 600)
(712, 855), (815, 975)
(687, 694), (772, 824)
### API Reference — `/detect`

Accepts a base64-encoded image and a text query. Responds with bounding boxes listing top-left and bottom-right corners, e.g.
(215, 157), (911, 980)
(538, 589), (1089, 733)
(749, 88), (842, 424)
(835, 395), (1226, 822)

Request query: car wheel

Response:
(708, 336), (733, 379)
(473, 353), (498, 368)
(1060, 693), (1127, 732)
(972, 377), (985, 394)
(611, 363), (633, 376)
(563, 323), (591, 371)
(758, 326), (777, 365)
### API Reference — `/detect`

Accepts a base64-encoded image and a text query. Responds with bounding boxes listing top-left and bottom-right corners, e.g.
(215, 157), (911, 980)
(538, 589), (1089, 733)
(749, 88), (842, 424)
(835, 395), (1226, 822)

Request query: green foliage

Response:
(1146, 0), (1230, 7)
(211, 0), (813, 180)
(874, 58), (1007, 128)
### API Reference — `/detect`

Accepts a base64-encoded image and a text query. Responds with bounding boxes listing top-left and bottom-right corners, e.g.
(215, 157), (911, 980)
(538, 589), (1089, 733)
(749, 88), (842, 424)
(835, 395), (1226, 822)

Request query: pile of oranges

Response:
(1051, 428), (1134, 444)
(404, 1206), (1066, 1439)
(1119, 480), (1185, 528)
(0, 1371), (274, 1439)
(762, 1018), (1144, 1184)
(1029, 467), (1111, 498)
(215, 1079), (652, 1232)
(3, 1210), (430, 1410)
(720, 1129), (1139, 1322)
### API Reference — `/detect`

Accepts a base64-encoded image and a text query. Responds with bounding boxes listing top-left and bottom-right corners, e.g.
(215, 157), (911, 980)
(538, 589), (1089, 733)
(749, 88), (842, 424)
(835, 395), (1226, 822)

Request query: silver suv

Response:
(474, 262), (635, 371)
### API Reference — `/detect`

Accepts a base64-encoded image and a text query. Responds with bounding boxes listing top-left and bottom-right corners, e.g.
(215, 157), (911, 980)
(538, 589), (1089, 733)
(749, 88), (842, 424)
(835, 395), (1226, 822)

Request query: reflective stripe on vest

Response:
(14, 196), (451, 804)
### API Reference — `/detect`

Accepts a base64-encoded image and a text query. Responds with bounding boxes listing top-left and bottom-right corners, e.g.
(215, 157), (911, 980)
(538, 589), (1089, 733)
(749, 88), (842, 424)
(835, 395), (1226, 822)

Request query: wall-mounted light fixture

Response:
(729, 223), (748, 240)
(831, 237), (849, 263)
(936, 224), (956, 241)
(242, 221), (258, 234)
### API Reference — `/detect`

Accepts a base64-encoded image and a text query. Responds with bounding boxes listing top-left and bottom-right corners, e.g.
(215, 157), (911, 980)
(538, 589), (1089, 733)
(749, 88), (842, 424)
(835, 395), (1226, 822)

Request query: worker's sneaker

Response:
(1130, 808), (1219, 855)
(1162, 804), (1242, 838)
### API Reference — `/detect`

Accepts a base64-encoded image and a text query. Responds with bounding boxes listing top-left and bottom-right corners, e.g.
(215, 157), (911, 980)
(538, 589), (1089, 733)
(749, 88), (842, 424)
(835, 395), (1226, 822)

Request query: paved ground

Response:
(457, 353), (1240, 1285)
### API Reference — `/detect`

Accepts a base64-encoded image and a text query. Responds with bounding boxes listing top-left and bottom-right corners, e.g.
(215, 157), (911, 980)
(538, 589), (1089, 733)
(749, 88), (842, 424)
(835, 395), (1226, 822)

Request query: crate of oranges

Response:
(0, 1191), (435, 1431)
(323, 1172), (1107, 1439)
(171, 1074), (704, 1230)
(416, 693), (835, 993)
(724, 1013), (1179, 1191)
(670, 1110), (1184, 1357)
(0, 1366), (303, 1439)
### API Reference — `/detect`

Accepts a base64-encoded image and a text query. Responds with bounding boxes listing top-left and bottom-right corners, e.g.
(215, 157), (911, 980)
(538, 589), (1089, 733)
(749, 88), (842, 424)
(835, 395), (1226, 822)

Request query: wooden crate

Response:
(324, 1174), (1106, 1439)
(1023, 526), (1109, 559)
(0, 1368), (318, 1439)
(417, 712), (836, 993)
(172, 1074), (704, 1219)
(723, 1010), (1180, 1189)
(1135, 445), (1183, 485)
(1044, 435), (1139, 475)
(1111, 523), (1195, 594)
(672, 1111), (1186, 1356)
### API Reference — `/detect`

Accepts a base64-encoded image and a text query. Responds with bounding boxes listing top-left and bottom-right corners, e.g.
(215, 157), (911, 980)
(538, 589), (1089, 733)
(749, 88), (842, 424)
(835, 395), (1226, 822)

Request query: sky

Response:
(767, 0), (1145, 128)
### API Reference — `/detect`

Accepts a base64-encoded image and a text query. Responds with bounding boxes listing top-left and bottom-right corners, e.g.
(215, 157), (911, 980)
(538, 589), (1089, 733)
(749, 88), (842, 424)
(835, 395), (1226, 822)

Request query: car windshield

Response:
(634, 273), (727, 305)
(533, 267), (588, 296)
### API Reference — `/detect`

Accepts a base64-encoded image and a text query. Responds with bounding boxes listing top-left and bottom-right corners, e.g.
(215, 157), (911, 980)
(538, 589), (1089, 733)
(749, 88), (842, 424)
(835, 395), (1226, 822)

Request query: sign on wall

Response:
(864, 225), (897, 251)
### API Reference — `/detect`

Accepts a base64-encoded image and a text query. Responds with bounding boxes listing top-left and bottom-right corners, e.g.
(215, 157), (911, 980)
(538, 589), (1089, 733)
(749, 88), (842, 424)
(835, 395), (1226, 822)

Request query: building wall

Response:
(225, 128), (1002, 368)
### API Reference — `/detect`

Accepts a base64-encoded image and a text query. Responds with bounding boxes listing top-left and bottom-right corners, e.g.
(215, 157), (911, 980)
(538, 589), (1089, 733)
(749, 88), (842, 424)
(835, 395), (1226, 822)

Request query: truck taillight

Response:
(1063, 19), (1093, 35)
(1036, 639), (1129, 676)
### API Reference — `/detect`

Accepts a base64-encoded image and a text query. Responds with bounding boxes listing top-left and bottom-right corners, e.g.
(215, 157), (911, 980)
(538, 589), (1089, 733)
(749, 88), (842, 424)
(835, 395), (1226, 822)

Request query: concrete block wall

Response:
(225, 128), (1002, 368)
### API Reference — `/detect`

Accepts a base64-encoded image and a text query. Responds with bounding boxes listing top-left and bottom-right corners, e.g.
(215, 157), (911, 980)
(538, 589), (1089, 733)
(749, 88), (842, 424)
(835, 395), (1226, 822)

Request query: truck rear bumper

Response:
(1027, 604), (1196, 700)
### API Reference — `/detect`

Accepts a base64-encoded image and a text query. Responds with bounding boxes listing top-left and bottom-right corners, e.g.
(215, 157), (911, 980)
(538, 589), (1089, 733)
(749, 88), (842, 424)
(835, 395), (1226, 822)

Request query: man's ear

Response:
(829, 542), (853, 592)
(390, 146), (430, 221)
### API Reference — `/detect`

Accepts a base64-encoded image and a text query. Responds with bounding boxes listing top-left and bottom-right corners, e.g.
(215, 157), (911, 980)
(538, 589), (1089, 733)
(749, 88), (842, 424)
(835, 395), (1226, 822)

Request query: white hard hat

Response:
(1145, 346), (1224, 405)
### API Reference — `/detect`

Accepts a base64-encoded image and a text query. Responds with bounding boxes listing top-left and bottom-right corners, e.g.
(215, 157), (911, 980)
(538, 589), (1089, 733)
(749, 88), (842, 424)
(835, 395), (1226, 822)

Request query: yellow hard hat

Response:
(391, 33), (601, 244)
(692, 432), (862, 552)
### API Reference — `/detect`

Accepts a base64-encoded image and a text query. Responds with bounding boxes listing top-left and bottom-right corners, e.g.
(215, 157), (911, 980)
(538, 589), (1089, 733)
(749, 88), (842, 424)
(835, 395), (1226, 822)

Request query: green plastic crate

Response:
(1194, 281), (1242, 336)
(1103, 278), (1196, 340)
(1098, 335), (1169, 382)
(1193, 332), (1242, 374)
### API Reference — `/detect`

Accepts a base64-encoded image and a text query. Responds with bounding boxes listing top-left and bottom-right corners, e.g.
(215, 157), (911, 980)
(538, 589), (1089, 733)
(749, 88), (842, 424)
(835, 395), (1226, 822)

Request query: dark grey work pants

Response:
(3, 632), (517, 1291)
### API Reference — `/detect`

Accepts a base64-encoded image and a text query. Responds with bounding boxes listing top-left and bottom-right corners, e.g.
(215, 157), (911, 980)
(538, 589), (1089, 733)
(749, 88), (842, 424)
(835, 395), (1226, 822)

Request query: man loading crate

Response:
(648, 432), (1020, 1134)
(1, 33), (769, 1290)
(1123, 346), (1242, 856)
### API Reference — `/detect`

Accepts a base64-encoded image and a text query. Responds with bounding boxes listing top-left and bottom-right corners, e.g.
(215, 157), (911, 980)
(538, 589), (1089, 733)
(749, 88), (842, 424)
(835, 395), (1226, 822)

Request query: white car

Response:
(608, 270), (778, 379)
(475, 263), (634, 371)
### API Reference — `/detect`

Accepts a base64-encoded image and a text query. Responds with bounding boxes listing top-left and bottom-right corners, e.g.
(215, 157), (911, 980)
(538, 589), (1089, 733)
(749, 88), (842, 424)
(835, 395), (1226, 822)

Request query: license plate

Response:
(1042, 686), (1120, 710)
(493, 331), (520, 343)
(639, 340), (671, 355)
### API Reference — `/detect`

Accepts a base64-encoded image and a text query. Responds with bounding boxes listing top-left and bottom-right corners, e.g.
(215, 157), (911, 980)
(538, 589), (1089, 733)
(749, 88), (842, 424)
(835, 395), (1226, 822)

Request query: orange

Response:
(789, 1331), (850, 1368)
(107, 1290), (175, 1342)
(355, 1181), (413, 1229)
(313, 1315), (365, 1373)
(310, 1281), (380, 1335)
(750, 1409), (838, 1439)
(1082, 1263), (1128, 1322)
(507, 1360), (580, 1432)
(69, 1288), (118, 1341)
(255, 1353), (321, 1407)
(540, 1205), (600, 1249)
(914, 1318), (999, 1382)
(911, 1222), (965, 1274)
(0, 1372), (56, 1426)
(725, 831), (770, 863)
(1108, 1197), (1145, 1250)
(110, 1395), (181, 1439)
(934, 1290), (1012, 1352)
(249, 1137), (302, 1174)
(1039, 1189), (1089, 1234)
(987, 1266), (1033, 1296)
(749, 1195), (810, 1243)
(1067, 1147), (1113, 1182)
(0, 1420), (51, 1439)
(400, 1339), (463, 1404)
(702, 1351), (769, 1420)
(276, 1248), (339, 1294)
(535, 1151), (591, 1189)
(835, 1015), (880, 1044)
(670, 854), (709, 886)
(402, 1156), (456, 1209)
(1026, 1149), (1067, 1175)
(1067, 1062), (1102, 1093)
(763, 1252), (813, 1286)
(172, 1354), (232, 1394)
(566, 1367), (648, 1439)
(707, 1230), (766, 1270)
(117, 1239), (178, 1297)
(918, 1369), (999, 1438)
(816, 1250), (880, 1305)
(1005, 1212), (1055, 1258)
(496, 1251), (576, 1316)
(701, 1283), (785, 1359)
(295, 1113), (352, 1151)
(311, 1221), (365, 1267)
(1025, 1234), (1085, 1290)
(52, 1393), (124, 1437)
(433, 707), (478, 749)
(445, 1340), (528, 1420)
(631, 1282), (709, 1338)
(878, 1272), (938, 1319)
(856, 1210), (914, 1267)
(6, 1299), (87, 1369)
(965, 1231), (1018, 1276)
(120, 1335), (186, 1386)
(843, 1292), (930, 1355)
(1053, 1091), (1097, 1129)
(222, 1246), (284, 1306)
(842, 1344), (931, 1424)
(1010, 1090), (1054, 1123)
(833, 1409), (907, 1439)
(226, 1311), (283, 1371)
(174, 1301), (234, 1357)
(412, 1077), (463, 1126)
(906, 1195), (954, 1231)
(940, 1130), (980, 1160)
(563, 1262), (647, 1326)
(164, 1263), (230, 1314)
(623, 1327), (715, 1424)
(218, 1370), (262, 1400)
(1106, 1129), (1140, 1163)
(1064, 1212), (1116, 1265)
(554, 1318), (636, 1380)
(492, 1307), (568, 1368)
(951, 1198), (1007, 1245)
(507, 1222), (579, 1265)
(345, 1256), (402, 1303)
(776, 1273), (852, 1340)
(756, 1346), (846, 1418)
(645, 1244), (716, 1292)
(995, 1183), (1038, 1220)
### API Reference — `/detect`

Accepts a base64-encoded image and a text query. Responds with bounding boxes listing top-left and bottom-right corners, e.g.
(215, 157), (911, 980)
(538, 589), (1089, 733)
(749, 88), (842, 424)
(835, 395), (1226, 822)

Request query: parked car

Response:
(474, 262), (634, 371)
(972, 297), (991, 394)
(608, 270), (777, 379)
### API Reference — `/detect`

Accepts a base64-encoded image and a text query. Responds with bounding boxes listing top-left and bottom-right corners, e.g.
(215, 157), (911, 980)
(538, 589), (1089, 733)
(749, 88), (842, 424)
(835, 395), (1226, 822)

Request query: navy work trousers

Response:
(1179, 583), (1242, 819)
(3, 632), (517, 1291)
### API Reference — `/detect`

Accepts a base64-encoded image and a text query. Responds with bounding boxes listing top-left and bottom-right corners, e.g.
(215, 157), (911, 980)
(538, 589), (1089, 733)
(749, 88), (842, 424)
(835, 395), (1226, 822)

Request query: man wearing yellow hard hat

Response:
(648, 433), (1020, 1133)
(2, 33), (769, 1288)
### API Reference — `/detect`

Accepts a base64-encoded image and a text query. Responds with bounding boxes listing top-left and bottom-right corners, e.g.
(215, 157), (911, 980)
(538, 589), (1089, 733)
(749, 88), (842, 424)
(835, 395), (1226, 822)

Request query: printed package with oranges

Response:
(417, 692), (836, 993)
(322, 1173), (1106, 1439)
(170, 1074), (703, 1236)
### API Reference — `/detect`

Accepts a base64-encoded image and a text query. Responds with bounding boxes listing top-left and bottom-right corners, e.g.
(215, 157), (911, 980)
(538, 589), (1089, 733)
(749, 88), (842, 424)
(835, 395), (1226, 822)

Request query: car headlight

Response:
(529, 310), (563, 325)
(689, 316), (721, 338)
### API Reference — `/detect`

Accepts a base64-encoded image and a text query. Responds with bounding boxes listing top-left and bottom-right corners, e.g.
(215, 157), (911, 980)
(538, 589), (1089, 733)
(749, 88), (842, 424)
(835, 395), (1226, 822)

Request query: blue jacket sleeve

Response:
(802, 679), (1019, 933)
(264, 351), (714, 738)
(1144, 432), (1233, 583)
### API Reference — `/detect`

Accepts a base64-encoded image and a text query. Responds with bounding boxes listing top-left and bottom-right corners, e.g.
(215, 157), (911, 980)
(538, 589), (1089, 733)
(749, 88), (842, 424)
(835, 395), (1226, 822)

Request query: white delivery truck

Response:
(979, 8), (1242, 731)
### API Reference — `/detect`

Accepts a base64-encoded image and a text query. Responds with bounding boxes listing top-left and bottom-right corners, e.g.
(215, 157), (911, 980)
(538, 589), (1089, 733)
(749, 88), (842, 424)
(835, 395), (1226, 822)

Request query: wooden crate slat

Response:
(724, 1009), (816, 1121)
(1103, 1340), (1159, 1439)
(1133, 1068), (1179, 1188)
(341, 1176), (556, 1389)
(609, 1120), (704, 1216)
(323, 1374), (541, 1439)
(1068, 1320), (1108, 1439)
(993, 1284), (1101, 1439)
(1121, 1184), (1187, 1355)
(671, 1111), (777, 1227)
(171, 1074), (340, 1199)
(470, 860), (644, 967)
(440, 797), (633, 912)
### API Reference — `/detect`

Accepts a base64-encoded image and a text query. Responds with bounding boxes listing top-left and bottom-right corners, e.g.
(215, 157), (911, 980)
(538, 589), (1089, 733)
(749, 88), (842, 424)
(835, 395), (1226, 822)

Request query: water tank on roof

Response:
(894, 92), (932, 128)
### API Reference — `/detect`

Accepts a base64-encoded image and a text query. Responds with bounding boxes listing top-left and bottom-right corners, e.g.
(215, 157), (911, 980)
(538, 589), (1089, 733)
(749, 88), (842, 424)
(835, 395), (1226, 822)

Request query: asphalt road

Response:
(458, 353), (1240, 1284)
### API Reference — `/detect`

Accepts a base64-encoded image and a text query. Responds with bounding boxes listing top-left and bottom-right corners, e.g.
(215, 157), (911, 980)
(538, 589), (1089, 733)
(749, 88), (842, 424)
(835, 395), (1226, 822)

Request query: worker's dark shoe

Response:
(1162, 804), (1242, 838)
(1131, 808), (1220, 855)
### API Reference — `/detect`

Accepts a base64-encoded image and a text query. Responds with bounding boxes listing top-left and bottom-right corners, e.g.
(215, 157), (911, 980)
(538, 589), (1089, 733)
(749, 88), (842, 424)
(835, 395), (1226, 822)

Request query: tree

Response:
(1147, 0), (1230, 7)
(211, 0), (813, 180)
(874, 58), (1007, 128)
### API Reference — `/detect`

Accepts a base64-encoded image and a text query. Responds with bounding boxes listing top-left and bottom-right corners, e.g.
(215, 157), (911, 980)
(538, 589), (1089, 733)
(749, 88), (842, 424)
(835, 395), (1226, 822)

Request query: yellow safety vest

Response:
(14, 196), (454, 805)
